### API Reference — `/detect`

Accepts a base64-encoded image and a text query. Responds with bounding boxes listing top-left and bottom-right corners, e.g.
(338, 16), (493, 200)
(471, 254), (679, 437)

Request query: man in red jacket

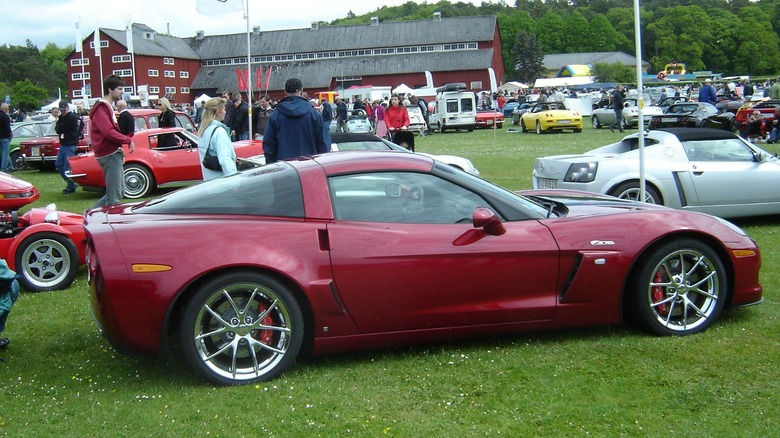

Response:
(89, 75), (135, 208)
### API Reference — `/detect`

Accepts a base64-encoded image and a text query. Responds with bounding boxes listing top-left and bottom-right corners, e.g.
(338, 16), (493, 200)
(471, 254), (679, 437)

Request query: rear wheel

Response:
(437, 122), (445, 134)
(179, 271), (304, 385)
(629, 239), (727, 335)
(611, 181), (661, 204)
(536, 121), (543, 134)
(521, 119), (528, 133)
(10, 150), (25, 171)
(15, 232), (79, 291)
(123, 164), (154, 199)
(592, 116), (601, 129)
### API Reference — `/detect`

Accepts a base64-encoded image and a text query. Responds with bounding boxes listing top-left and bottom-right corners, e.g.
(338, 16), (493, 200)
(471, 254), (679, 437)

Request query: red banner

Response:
(264, 66), (272, 90)
(235, 68), (248, 90)
(255, 66), (273, 90)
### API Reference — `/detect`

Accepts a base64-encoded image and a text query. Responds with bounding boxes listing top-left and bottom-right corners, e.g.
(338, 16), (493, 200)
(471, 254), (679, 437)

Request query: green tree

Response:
(605, 7), (637, 53)
(536, 10), (568, 54)
(734, 5), (780, 75)
(591, 62), (636, 83)
(564, 10), (590, 53)
(510, 31), (546, 83)
(498, 10), (536, 81)
(647, 5), (712, 71)
(705, 9), (741, 75)
(11, 79), (48, 111)
(584, 13), (625, 52)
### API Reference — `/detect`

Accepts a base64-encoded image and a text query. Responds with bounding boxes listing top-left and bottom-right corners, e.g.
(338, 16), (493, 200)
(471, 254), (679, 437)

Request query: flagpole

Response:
(245, 0), (253, 141)
(96, 22), (104, 101)
(76, 19), (87, 109)
(127, 20), (137, 94)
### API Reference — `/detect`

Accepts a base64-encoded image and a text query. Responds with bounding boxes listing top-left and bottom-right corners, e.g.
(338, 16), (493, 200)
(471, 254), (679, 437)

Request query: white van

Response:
(429, 83), (477, 133)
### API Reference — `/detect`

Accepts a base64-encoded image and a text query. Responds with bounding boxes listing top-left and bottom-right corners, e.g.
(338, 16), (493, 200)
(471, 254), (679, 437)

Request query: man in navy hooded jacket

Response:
(263, 78), (328, 164)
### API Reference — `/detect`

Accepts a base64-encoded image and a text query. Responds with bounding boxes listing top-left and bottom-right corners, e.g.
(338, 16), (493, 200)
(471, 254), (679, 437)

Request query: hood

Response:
(519, 188), (668, 217)
(274, 96), (315, 118)
(0, 171), (35, 190)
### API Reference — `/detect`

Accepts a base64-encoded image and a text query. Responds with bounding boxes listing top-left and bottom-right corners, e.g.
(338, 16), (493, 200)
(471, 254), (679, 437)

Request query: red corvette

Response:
(0, 171), (40, 211)
(67, 128), (262, 199)
(85, 152), (763, 385)
(475, 110), (504, 128)
(0, 205), (86, 291)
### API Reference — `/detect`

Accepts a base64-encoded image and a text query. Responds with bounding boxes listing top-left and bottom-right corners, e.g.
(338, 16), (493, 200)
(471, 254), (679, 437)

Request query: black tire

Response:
(521, 119), (528, 133)
(123, 163), (154, 199)
(10, 150), (25, 171)
(592, 116), (601, 129)
(610, 181), (662, 204)
(15, 232), (79, 291)
(512, 115), (519, 125)
(629, 239), (727, 335)
(573, 128), (582, 133)
(536, 121), (543, 134)
(437, 122), (445, 134)
(179, 271), (304, 385)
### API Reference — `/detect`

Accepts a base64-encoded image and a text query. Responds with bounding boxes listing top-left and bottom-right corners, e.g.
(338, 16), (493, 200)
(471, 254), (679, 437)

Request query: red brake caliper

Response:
(255, 304), (274, 344)
(652, 271), (670, 316)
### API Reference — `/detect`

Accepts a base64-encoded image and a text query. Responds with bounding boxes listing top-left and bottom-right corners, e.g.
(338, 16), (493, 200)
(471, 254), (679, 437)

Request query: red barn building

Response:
(66, 14), (504, 106)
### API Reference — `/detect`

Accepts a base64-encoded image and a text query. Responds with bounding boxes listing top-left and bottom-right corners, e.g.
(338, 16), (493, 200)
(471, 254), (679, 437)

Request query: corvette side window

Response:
(330, 172), (488, 224)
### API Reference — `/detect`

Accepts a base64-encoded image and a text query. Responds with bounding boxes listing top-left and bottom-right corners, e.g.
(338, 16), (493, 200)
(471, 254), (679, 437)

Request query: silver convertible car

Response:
(591, 97), (663, 129)
(533, 128), (779, 219)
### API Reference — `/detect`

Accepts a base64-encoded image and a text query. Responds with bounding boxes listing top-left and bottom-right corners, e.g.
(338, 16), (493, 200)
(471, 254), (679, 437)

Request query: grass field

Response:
(0, 123), (778, 436)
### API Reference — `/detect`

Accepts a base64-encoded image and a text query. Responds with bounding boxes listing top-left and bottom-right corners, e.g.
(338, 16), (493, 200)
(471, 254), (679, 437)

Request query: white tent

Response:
(393, 83), (414, 95)
(40, 99), (76, 112)
(499, 81), (529, 92)
(194, 93), (211, 104)
(533, 76), (594, 88)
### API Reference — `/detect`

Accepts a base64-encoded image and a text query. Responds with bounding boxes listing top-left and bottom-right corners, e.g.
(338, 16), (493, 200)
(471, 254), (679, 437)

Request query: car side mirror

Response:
(472, 207), (505, 236)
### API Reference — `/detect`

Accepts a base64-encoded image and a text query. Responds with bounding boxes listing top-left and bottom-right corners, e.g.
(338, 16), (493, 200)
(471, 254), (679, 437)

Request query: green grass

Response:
(1, 124), (778, 436)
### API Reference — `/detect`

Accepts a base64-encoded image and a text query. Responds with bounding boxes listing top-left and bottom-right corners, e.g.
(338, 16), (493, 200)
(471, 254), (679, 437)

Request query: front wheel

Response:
(630, 239), (727, 335)
(179, 272), (304, 385)
(592, 116), (601, 129)
(15, 232), (79, 291)
(536, 121), (543, 134)
(10, 150), (25, 171)
(123, 164), (154, 199)
(611, 181), (662, 204)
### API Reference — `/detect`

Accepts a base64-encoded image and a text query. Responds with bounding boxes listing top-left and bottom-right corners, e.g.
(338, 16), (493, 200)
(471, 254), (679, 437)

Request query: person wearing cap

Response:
(262, 78), (328, 164)
(0, 258), (20, 353)
(698, 79), (717, 105)
(54, 99), (80, 193)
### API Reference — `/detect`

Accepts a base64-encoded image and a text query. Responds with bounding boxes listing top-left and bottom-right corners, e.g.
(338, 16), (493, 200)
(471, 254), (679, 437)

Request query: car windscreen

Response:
(133, 163), (304, 217)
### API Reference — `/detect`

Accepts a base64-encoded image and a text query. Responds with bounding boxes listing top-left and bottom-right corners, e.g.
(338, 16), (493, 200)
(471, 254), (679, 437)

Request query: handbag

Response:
(202, 129), (222, 171)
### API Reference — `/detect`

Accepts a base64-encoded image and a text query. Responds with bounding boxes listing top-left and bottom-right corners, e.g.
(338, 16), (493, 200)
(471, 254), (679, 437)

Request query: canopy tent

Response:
(499, 81), (529, 92)
(40, 99), (77, 112)
(392, 83), (414, 95)
(194, 93), (211, 104)
(534, 76), (594, 89)
(570, 82), (616, 91)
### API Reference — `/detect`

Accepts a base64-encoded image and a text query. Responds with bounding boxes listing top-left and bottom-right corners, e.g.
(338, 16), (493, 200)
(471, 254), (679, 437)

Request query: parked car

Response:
(648, 102), (734, 131)
(19, 117), (91, 170)
(246, 132), (480, 176)
(405, 105), (427, 134)
(656, 96), (689, 112)
(475, 110), (504, 129)
(329, 109), (372, 133)
(0, 204), (86, 291)
(128, 109), (197, 133)
(85, 151), (762, 385)
(501, 99), (520, 118)
(67, 127), (262, 199)
(733, 99), (780, 137)
(0, 171), (39, 211)
(519, 102), (582, 134)
(510, 102), (533, 125)
(591, 98), (664, 129)
(10, 120), (54, 170)
(533, 127), (780, 218)
(715, 94), (745, 114)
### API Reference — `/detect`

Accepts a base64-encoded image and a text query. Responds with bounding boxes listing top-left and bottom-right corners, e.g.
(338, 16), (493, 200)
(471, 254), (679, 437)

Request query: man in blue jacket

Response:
(263, 78), (328, 164)
(698, 79), (718, 105)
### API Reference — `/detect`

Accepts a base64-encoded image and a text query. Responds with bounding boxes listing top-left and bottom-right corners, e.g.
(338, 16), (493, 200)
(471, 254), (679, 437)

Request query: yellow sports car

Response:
(520, 101), (582, 134)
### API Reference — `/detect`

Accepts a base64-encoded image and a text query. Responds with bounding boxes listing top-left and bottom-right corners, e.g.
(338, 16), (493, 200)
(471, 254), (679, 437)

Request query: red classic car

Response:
(475, 110), (504, 128)
(0, 205), (86, 291)
(85, 152), (762, 385)
(20, 109), (196, 170)
(734, 99), (779, 136)
(0, 171), (40, 211)
(67, 127), (263, 199)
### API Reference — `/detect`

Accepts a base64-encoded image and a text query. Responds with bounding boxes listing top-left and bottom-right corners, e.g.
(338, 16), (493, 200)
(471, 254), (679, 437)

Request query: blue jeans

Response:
(91, 151), (124, 208)
(238, 132), (250, 141)
(609, 110), (623, 131)
(56, 144), (78, 191)
(0, 138), (11, 172)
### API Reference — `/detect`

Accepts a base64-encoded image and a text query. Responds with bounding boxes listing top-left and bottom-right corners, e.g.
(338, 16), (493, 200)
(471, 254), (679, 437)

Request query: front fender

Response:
(7, 223), (85, 272)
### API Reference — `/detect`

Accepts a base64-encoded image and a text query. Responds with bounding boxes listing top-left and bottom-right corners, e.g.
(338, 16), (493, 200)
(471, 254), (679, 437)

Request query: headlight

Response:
(564, 162), (597, 182)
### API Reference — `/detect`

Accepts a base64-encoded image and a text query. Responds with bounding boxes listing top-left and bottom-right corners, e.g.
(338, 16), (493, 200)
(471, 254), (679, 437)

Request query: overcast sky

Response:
(1, 0), (487, 49)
